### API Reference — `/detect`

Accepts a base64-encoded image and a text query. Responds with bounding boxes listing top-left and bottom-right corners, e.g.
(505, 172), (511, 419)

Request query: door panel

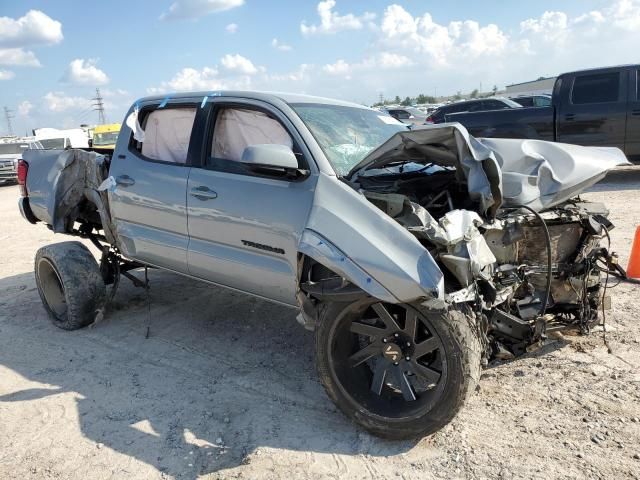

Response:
(108, 103), (199, 273)
(109, 153), (191, 272)
(557, 71), (628, 149)
(625, 69), (640, 161)
(187, 169), (315, 305)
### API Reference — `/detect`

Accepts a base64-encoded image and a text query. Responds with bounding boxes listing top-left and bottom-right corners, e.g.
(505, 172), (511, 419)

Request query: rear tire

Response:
(34, 241), (105, 330)
(315, 299), (481, 439)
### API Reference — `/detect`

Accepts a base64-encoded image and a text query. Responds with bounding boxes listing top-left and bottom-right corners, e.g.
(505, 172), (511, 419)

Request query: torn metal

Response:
(303, 124), (629, 360)
(25, 149), (117, 244)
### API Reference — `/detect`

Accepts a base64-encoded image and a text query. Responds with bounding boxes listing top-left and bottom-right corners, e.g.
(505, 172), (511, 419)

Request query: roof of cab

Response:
(135, 90), (371, 110)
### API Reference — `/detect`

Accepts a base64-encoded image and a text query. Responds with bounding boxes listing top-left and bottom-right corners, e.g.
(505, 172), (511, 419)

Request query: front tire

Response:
(35, 241), (106, 330)
(315, 299), (481, 439)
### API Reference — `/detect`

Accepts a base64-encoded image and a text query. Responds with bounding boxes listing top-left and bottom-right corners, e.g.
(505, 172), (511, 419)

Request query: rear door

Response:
(556, 69), (628, 149)
(186, 98), (318, 305)
(108, 99), (200, 273)
(625, 68), (640, 161)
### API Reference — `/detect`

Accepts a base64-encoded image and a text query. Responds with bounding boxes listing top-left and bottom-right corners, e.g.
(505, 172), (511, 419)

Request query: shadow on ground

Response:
(0, 269), (417, 478)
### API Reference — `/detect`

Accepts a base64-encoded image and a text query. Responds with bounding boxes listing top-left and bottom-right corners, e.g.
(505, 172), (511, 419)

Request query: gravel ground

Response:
(0, 171), (639, 480)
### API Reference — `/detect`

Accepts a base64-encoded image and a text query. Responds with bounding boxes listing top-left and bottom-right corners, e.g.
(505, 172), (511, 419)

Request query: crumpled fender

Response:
(299, 173), (444, 304)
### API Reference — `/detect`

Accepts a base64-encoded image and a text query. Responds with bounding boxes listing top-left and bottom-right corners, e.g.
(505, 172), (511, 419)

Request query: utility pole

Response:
(92, 88), (106, 124)
(378, 93), (384, 105)
(3, 106), (14, 135)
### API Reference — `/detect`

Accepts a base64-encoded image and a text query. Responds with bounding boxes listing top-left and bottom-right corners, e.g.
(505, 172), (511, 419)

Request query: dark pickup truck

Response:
(447, 65), (640, 161)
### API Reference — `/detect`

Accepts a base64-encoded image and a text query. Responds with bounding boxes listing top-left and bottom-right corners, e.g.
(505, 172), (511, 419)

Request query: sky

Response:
(1, 0), (639, 136)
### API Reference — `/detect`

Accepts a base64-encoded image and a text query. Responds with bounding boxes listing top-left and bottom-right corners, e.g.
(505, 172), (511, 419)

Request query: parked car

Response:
(510, 94), (552, 108)
(446, 65), (640, 162)
(0, 140), (41, 184)
(17, 91), (628, 439)
(92, 123), (121, 150)
(425, 97), (522, 124)
(385, 107), (428, 125)
(34, 127), (90, 149)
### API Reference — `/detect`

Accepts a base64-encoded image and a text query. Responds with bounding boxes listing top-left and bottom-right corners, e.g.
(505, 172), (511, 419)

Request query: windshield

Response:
(93, 131), (119, 146)
(39, 138), (67, 149)
(290, 103), (407, 176)
(0, 143), (27, 155)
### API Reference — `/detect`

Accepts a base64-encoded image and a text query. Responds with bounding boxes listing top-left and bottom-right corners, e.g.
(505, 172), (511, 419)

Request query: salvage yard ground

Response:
(1, 170), (639, 480)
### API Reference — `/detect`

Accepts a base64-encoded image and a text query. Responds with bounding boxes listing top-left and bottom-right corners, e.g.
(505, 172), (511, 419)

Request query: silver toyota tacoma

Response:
(18, 91), (629, 439)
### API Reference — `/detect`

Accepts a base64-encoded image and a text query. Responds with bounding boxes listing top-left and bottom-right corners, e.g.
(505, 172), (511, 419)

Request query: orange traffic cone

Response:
(628, 226), (640, 280)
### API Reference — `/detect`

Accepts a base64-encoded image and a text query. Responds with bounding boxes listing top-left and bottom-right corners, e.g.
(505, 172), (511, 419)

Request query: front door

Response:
(109, 100), (199, 273)
(186, 99), (317, 305)
(556, 70), (628, 149)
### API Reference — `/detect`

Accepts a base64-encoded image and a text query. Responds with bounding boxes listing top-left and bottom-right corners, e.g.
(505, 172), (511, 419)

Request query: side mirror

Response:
(241, 144), (308, 179)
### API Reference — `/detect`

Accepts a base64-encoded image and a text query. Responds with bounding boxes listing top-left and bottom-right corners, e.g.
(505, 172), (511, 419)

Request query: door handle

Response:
(190, 185), (218, 201)
(115, 175), (135, 187)
(564, 113), (575, 121)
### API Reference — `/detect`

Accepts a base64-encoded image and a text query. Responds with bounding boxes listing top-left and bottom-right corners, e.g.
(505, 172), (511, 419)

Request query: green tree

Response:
(453, 91), (463, 101)
(394, 95), (402, 105)
(492, 85), (498, 95)
(401, 96), (412, 106)
(470, 89), (479, 99)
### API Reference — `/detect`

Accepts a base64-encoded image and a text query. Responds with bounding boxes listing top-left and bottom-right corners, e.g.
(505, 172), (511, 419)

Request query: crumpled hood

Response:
(349, 123), (630, 213)
(479, 138), (630, 210)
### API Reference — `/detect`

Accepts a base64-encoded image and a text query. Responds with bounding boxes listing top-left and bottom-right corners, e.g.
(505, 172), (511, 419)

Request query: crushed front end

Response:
(349, 125), (628, 361)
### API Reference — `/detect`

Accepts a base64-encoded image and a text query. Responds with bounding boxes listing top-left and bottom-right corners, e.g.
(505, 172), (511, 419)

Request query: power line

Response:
(91, 88), (106, 124)
(3, 106), (14, 135)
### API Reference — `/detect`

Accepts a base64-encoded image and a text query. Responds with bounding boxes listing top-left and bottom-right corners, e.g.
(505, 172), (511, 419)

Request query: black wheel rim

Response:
(37, 258), (67, 321)
(328, 300), (447, 420)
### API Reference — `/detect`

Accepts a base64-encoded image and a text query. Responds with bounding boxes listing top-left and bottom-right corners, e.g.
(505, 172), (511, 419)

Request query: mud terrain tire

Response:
(35, 241), (105, 330)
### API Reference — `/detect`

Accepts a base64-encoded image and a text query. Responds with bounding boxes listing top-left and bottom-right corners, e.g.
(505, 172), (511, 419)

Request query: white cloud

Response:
(220, 53), (258, 75)
(301, 0), (375, 35)
(0, 10), (63, 48)
(160, 0), (244, 21)
(225, 23), (238, 33)
(43, 91), (89, 112)
(377, 52), (413, 68)
(63, 58), (109, 86)
(323, 59), (351, 76)
(606, 0), (640, 29)
(17, 100), (33, 115)
(520, 11), (569, 42)
(0, 48), (41, 67)
(378, 5), (506, 64)
(153, 67), (222, 92)
(148, 53), (261, 93)
(0, 69), (15, 80)
(271, 38), (292, 51)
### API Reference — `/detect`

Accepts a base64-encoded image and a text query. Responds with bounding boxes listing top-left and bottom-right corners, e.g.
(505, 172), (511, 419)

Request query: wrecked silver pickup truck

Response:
(18, 91), (629, 439)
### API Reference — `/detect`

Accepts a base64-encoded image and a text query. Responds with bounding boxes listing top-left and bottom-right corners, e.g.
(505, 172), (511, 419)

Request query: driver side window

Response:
(211, 107), (293, 162)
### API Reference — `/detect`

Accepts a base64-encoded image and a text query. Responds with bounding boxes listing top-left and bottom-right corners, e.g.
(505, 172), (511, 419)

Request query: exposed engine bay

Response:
(346, 125), (629, 361)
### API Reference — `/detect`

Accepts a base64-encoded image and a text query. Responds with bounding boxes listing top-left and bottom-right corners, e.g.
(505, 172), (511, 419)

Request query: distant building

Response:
(505, 76), (556, 96)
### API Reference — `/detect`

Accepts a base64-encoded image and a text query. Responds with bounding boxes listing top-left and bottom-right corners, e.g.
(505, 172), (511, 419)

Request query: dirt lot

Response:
(1, 172), (639, 480)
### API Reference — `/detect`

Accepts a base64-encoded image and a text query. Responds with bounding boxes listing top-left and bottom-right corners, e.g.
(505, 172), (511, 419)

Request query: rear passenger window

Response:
(133, 107), (197, 164)
(571, 73), (619, 104)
